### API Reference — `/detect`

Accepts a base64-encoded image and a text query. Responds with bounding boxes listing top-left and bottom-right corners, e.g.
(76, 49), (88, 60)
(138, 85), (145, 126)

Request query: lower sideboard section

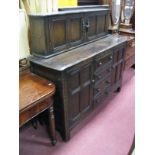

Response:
(30, 37), (127, 141)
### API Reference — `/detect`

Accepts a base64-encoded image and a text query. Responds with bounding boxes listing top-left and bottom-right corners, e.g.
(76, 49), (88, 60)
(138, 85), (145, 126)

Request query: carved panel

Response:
(86, 14), (97, 40)
(68, 14), (84, 46)
(49, 18), (67, 51)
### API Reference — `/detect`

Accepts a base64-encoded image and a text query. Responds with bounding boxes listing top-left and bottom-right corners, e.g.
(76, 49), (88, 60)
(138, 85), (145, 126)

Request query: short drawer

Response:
(94, 76), (111, 97)
(94, 86), (111, 105)
(94, 66), (112, 82)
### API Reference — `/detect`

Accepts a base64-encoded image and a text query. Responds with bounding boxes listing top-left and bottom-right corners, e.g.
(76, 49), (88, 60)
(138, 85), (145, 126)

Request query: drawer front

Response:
(94, 85), (111, 106)
(94, 76), (111, 97)
(94, 65), (112, 82)
(95, 52), (113, 70)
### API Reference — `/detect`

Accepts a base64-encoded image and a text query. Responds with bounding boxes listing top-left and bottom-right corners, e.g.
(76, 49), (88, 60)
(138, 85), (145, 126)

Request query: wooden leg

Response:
(131, 64), (135, 69)
(48, 106), (57, 145)
(116, 86), (121, 92)
(31, 119), (38, 129)
(60, 130), (70, 142)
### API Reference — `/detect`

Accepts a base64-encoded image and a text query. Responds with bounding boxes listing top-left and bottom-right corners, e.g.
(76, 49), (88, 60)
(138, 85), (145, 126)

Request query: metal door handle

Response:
(85, 19), (90, 30)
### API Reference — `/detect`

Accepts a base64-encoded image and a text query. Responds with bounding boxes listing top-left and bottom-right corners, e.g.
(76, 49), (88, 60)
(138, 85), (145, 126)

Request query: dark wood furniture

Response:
(119, 29), (135, 70)
(29, 34), (127, 141)
(19, 70), (57, 145)
(78, 0), (100, 5)
(29, 6), (110, 58)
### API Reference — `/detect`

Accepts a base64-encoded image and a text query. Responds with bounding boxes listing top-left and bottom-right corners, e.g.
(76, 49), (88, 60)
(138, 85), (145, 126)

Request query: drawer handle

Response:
(110, 56), (113, 60)
(97, 88), (101, 92)
(92, 79), (95, 83)
(105, 80), (110, 84)
(86, 19), (90, 30)
(99, 62), (102, 66)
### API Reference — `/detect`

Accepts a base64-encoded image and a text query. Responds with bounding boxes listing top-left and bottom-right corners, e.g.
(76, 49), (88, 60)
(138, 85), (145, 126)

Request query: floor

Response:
(19, 68), (135, 155)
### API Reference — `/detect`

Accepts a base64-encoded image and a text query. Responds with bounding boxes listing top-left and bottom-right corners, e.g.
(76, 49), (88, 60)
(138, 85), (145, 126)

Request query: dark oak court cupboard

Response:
(29, 6), (128, 141)
(29, 6), (109, 58)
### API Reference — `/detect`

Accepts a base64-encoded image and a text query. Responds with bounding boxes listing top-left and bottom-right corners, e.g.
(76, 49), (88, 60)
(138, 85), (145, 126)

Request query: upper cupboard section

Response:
(29, 6), (110, 58)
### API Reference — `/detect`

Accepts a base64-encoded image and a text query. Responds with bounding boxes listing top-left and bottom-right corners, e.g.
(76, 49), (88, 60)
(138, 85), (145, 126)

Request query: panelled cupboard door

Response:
(85, 12), (98, 41)
(49, 15), (68, 52)
(68, 13), (85, 47)
(111, 44), (126, 87)
(97, 11), (109, 37)
(66, 63), (93, 129)
(85, 11), (109, 41)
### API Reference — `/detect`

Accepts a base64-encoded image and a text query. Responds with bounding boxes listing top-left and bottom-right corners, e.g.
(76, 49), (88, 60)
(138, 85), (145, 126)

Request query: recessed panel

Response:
(52, 20), (66, 47)
(97, 15), (105, 33)
(69, 19), (81, 42)
(88, 16), (97, 36)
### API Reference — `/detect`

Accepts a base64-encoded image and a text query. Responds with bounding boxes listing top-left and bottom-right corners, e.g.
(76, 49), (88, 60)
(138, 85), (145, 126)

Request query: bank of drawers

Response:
(93, 51), (113, 105)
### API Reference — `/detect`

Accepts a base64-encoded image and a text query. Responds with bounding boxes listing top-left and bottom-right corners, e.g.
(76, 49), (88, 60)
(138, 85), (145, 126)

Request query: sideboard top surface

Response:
(29, 34), (128, 71)
(29, 5), (109, 17)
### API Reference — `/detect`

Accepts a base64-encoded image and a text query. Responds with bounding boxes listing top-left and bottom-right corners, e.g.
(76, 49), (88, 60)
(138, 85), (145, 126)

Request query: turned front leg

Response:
(48, 106), (57, 145)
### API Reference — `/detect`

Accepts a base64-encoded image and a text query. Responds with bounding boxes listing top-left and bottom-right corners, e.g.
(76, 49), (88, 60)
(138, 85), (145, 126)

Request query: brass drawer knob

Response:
(106, 80), (110, 84)
(97, 88), (101, 92)
(110, 56), (113, 60)
(92, 79), (95, 83)
(99, 62), (102, 66)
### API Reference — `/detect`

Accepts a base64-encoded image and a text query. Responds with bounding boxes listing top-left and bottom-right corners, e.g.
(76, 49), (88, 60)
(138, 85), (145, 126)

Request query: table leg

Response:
(48, 106), (57, 145)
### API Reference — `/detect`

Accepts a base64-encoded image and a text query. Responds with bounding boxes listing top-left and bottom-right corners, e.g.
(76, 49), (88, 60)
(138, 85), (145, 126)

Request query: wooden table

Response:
(19, 70), (57, 145)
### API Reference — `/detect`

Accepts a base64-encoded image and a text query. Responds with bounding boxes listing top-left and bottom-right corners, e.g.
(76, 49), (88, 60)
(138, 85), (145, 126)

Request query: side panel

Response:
(111, 43), (127, 91)
(29, 17), (48, 55)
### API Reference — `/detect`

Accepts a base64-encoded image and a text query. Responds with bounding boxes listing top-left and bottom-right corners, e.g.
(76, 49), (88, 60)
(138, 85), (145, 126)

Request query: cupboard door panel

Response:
(80, 86), (91, 110)
(80, 64), (93, 113)
(86, 13), (97, 41)
(97, 11), (109, 36)
(53, 21), (66, 46)
(49, 16), (67, 52)
(67, 70), (80, 127)
(67, 63), (93, 128)
(97, 15), (105, 34)
(69, 93), (80, 121)
(68, 14), (85, 46)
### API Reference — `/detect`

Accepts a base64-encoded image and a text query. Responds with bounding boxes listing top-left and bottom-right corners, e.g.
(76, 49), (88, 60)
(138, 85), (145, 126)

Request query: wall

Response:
(58, 0), (77, 8)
